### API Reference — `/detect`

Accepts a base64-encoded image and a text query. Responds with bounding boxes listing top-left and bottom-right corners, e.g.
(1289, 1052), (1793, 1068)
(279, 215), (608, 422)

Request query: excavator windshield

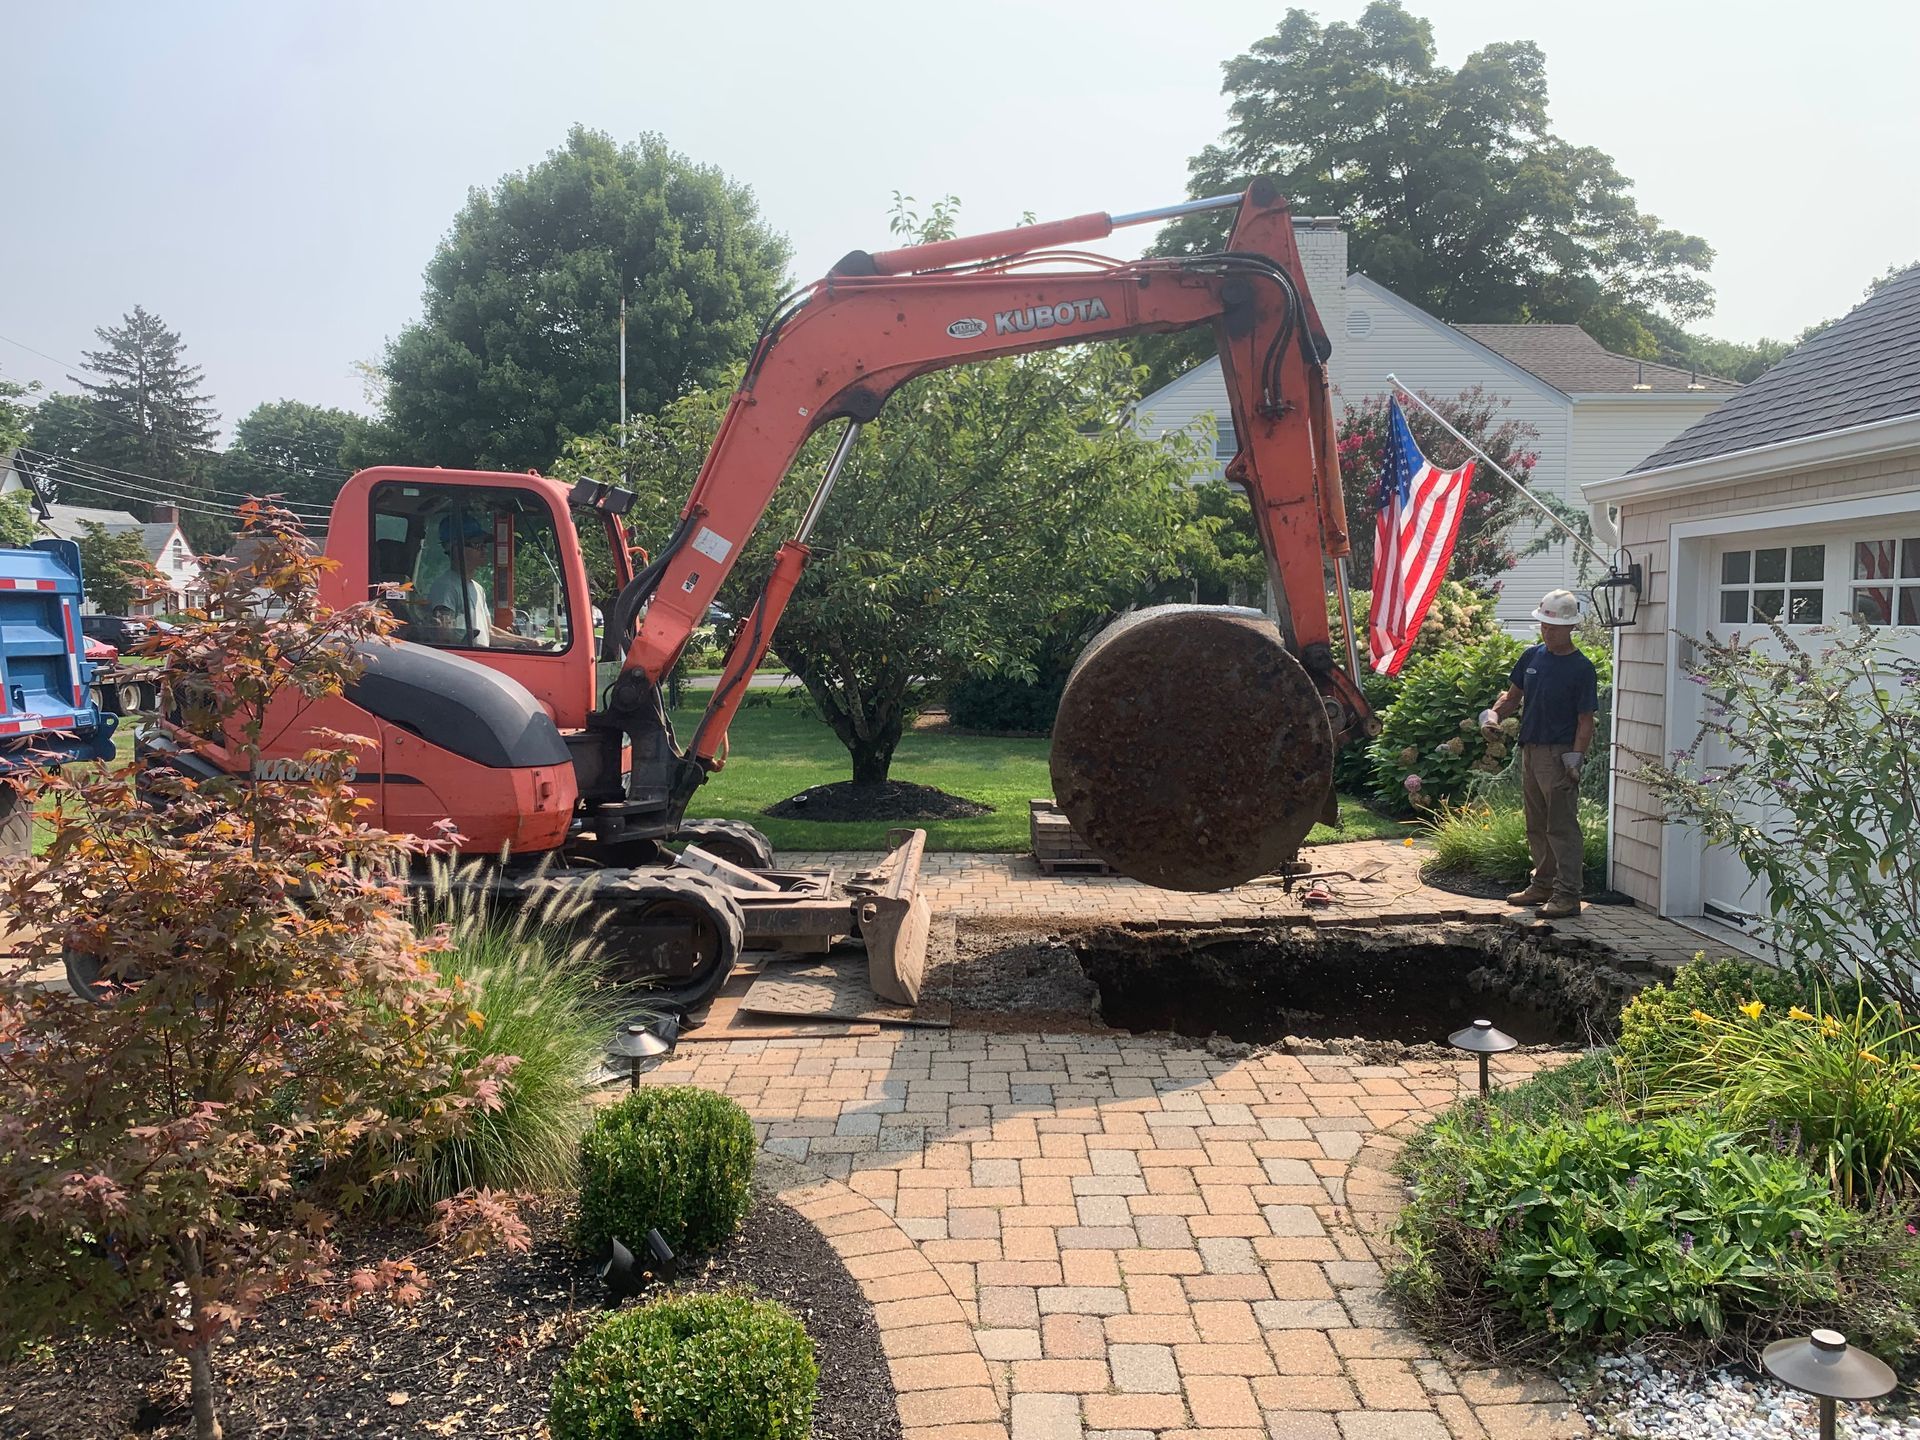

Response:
(367, 482), (573, 654)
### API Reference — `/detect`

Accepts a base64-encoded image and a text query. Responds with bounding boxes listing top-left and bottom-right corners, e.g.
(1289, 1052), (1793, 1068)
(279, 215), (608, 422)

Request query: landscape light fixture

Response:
(599, 1236), (644, 1305)
(1448, 1018), (1518, 1097)
(608, 1013), (681, 1090)
(1761, 1329), (1897, 1440)
(1590, 549), (1644, 629)
(599, 1230), (678, 1306)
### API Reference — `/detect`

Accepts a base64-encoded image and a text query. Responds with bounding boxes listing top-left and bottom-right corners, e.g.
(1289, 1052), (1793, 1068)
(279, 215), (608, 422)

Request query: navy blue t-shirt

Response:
(1510, 644), (1598, 746)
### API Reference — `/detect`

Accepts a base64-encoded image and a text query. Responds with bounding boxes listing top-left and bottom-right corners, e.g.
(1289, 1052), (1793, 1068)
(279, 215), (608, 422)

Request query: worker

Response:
(1478, 589), (1597, 919)
(424, 511), (496, 647)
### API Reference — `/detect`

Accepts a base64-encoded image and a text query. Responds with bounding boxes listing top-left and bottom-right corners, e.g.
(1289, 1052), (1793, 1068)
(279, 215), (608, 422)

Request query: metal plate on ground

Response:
(742, 956), (950, 1028)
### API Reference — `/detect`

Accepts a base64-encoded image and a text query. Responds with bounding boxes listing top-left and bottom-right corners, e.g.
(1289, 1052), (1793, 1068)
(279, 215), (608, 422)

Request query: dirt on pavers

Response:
(922, 915), (1106, 1032)
(0, 1194), (899, 1440)
(766, 779), (990, 823)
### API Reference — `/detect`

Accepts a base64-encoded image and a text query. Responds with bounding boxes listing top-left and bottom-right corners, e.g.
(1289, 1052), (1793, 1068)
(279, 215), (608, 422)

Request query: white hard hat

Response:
(1529, 589), (1581, 625)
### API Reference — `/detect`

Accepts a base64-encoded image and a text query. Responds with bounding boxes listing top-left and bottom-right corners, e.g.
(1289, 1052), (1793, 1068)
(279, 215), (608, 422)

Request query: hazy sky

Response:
(4, 0), (1915, 437)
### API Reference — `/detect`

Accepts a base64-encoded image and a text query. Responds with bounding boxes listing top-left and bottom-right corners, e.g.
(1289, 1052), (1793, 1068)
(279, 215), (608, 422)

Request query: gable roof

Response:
(39, 504), (193, 566)
(1629, 265), (1920, 474)
(1456, 324), (1739, 395)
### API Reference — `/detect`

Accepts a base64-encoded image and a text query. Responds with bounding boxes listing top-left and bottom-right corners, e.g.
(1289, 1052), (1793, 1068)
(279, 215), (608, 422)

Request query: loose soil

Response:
(766, 779), (991, 823)
(928, 917), (1637, 1053)
(0, 1193), (899, 1440)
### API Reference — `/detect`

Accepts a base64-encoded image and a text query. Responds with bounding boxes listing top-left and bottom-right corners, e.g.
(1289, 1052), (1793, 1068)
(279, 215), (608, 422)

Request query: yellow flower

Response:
(1822, 1016), (1842, 1038)
(1789, 1006), (1817, 1023)
(1403, 838), (1416, 847)
(1739, 1000), (1765, 1020)
(1859, 1049), (1886, 1066)
(1690, 1009), (1716, 1025)
(467, 1009), (487, 1031)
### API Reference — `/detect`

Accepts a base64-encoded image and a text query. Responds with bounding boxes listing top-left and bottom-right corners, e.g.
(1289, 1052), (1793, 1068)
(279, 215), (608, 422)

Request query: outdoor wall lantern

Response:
(1761, 1329), (1896, 1440)
(1448, 1018), (1518, 1097)
(1590, 549), (1644, 629)
(609, 1013), (681, 1090)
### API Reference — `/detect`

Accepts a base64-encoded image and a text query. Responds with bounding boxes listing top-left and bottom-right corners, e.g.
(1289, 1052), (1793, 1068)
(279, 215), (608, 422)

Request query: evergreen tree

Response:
(73, 306), (219, 492)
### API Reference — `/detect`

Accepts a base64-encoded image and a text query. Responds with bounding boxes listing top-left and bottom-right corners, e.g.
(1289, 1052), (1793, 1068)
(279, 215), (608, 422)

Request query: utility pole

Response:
(618, 286), (628, 447)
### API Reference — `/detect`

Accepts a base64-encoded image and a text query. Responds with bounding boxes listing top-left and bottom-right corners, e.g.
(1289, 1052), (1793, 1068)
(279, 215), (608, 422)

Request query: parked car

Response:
(81, 615), (151, 649)
(84, 636), (119, 665)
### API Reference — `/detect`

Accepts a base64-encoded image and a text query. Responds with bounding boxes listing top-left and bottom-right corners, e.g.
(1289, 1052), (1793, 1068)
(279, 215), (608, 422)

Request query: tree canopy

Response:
(563, 342), (1191, 786)
(74, 520), (150, 615)
(1141, 3), (1714, 383)
(214, 400), (390, 517)
(383, 127), (792, 472)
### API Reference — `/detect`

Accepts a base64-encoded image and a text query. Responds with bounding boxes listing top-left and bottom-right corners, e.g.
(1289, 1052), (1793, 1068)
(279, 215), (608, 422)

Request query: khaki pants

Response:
(1521, 744), (1584, 902)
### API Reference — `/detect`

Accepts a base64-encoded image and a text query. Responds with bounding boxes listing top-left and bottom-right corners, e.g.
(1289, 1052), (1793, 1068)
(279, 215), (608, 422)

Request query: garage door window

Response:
(1720, 544), (1824, 624)
(1851, 538), (1920, 626)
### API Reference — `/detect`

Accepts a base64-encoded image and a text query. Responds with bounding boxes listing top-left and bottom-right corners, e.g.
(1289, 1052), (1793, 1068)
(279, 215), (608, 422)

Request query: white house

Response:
(1585, 264), (1920, 940)
(36, 498), (204, 616)
(1132, 221), (1739, 629)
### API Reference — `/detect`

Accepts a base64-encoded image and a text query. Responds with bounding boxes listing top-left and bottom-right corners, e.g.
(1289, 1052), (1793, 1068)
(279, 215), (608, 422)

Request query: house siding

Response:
(1608, 452), (1920, 907)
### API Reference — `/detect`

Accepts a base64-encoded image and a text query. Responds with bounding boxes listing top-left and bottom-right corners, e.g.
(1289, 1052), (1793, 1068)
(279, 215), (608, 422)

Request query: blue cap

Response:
(439, 512), (491, 548)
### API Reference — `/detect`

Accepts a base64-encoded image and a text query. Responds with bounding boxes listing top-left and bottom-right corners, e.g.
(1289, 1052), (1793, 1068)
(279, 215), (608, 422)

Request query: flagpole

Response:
(1384, 374), (1614, 573)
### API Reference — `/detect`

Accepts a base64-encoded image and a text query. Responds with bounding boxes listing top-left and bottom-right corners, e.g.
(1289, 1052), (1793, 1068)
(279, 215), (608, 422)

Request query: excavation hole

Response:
(1067, 924), (1609, 1048)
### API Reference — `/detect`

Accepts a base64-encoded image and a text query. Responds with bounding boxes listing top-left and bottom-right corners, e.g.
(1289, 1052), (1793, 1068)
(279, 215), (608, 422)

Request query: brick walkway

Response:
(661, 1031), (1583, 1440)
(648, 838), (1707, 1439)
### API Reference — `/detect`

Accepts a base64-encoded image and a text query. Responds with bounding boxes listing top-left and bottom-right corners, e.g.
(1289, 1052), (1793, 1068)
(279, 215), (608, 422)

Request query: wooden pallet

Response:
(1029, 799), (1115, 876)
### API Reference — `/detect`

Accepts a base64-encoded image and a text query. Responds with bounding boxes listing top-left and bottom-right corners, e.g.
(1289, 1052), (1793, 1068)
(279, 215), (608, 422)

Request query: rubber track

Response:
(671, 818), (777, 871)
(580, 867), (746, 1016)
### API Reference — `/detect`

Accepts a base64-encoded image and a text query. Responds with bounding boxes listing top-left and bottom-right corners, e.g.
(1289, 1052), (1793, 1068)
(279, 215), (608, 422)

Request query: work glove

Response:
(1561, 751), (1585, 779)
(1477, 707), (1502, 738)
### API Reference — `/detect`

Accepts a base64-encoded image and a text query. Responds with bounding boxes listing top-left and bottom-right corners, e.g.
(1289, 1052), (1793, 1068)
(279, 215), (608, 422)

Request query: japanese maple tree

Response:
(0, 504), (525, 1440)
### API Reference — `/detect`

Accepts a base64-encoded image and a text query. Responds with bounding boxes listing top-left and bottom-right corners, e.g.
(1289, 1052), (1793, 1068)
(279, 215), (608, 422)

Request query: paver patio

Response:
(649, 839), (1713, 1439)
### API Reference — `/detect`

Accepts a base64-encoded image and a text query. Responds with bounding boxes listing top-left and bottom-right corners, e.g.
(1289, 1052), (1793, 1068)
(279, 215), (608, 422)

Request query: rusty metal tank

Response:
(1049, 605), (1334, 891)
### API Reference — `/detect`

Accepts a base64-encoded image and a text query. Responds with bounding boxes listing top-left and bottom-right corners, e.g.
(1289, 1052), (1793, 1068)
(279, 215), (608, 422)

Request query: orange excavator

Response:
(146, 179), (1373, 1014)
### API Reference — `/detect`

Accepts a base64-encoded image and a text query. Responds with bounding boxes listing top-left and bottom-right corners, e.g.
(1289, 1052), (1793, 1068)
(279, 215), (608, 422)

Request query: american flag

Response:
(1369, 398), (1475, 675)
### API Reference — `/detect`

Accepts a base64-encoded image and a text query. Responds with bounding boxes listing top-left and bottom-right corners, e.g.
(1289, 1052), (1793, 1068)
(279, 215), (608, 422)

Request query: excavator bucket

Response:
(849, 827), (932, 1005)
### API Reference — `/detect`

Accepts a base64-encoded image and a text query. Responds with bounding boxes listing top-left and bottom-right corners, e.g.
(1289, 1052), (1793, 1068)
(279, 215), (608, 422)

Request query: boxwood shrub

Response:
(549, 1291), (816, 1440)
(577, 1086), (756, 1257)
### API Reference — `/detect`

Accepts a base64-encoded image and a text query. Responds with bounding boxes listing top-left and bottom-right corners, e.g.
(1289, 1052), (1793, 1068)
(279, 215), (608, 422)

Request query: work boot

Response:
(1505, 885), (1552, 906)
(1538, 897), (1582, 920)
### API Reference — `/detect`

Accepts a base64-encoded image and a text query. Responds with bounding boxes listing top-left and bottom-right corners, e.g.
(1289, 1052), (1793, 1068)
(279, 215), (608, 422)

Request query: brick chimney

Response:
(151, 505), (179, 525)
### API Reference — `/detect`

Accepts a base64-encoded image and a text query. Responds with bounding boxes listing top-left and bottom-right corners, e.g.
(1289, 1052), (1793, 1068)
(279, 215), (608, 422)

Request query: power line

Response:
(19, 447), (333, 516)
(31, 467), (264, 526)
(0, 329), (361, 478)
(23, 456), (319, 529)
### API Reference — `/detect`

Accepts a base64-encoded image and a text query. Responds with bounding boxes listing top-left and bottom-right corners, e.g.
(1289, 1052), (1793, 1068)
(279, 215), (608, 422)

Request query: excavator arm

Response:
(600, 178), (1371, 828)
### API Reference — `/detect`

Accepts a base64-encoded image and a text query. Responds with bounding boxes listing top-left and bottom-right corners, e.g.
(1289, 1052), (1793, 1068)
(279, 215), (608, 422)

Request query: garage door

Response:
(1695, 530), (1920, 929)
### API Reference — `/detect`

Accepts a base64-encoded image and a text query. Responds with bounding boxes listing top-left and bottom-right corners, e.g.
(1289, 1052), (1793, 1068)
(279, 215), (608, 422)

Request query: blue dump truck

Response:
(0, 538), (119, 856)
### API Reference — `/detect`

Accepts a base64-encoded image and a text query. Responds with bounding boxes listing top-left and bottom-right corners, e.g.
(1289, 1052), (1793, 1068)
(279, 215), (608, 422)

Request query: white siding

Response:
(1570, 398), (1728, 552)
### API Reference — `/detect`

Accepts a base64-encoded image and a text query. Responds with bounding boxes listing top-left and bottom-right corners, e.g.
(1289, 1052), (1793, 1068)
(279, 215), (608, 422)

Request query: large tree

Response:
(562, 344), (1188, 786)
(214, 400), (391, 518)
(0, 366), (37, 457)
(1138, 3), (1714, 385)
(384, 127), (792, 473)
(26, 310), (230, 552)
(71, 306), (219, 489)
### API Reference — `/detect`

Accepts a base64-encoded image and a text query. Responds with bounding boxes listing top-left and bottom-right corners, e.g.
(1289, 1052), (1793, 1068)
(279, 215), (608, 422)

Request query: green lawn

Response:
(673, 695), (1407, 853)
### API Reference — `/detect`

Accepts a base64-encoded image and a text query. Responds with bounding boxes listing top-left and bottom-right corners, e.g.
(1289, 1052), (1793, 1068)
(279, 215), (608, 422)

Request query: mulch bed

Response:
(1421, 864), (1634, 906)
(766, 780), (990, 823)
(0, 1195), (900, 1440)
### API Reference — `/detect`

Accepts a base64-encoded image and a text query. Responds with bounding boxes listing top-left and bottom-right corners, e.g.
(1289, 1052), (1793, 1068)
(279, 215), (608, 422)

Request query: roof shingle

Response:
(1455, 324), (1740, 395)
(1628, 265), (1920, 474)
